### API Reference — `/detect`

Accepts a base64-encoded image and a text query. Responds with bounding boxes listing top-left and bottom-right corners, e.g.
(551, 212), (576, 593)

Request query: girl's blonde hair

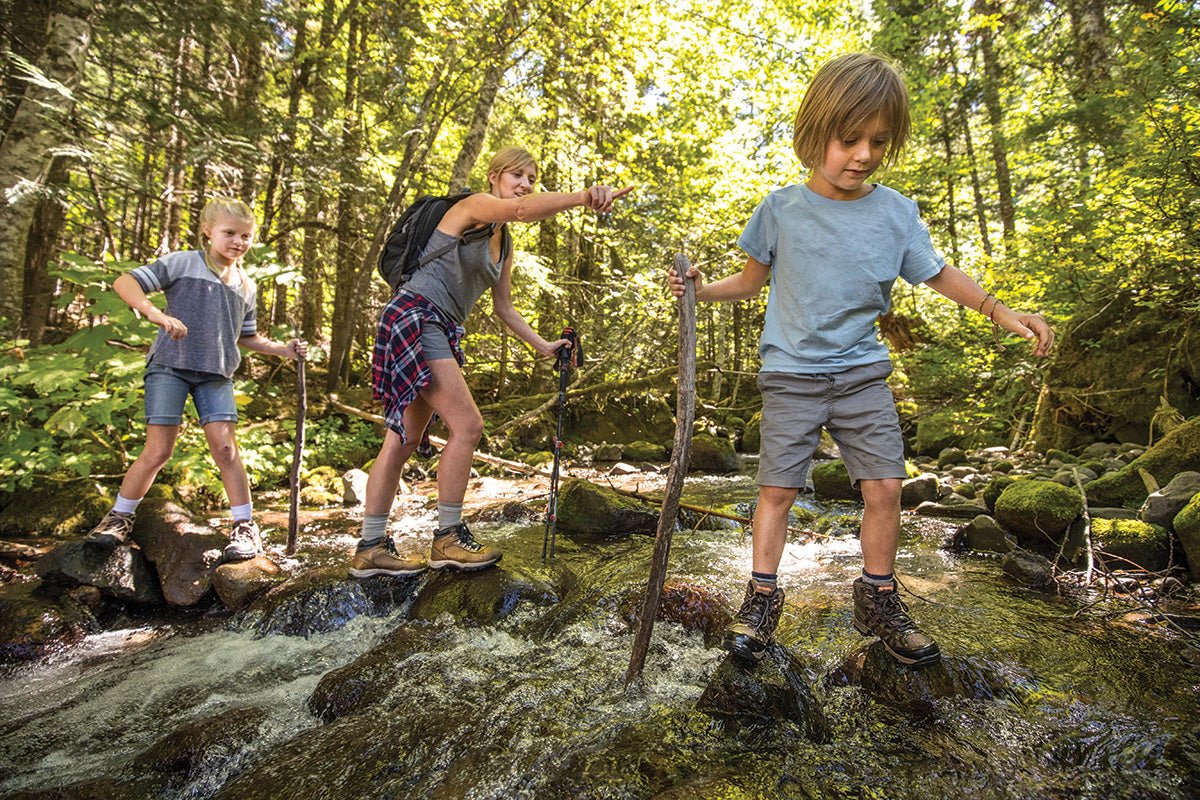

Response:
(198, 196), (256, 290)
(487, 147), (538, 186)
(792, 53), (910, 170)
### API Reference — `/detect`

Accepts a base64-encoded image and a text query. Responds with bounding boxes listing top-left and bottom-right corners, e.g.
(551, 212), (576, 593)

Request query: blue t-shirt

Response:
(739, 183), (945, 372)
(131, 250), (257, 378)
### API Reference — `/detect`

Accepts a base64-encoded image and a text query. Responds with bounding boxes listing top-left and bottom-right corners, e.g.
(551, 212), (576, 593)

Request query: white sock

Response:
(113, 495), (141, 515)
(231, 502), (253, 522)
(437, 502), (463, 530)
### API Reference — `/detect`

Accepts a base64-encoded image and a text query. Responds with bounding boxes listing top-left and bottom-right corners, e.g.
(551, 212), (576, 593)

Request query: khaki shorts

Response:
(756, 360), (906, 489)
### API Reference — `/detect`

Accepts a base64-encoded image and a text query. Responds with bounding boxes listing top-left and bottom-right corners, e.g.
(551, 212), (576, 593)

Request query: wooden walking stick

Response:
(626, 253), (697, 685)
(286, 327), (307, 555)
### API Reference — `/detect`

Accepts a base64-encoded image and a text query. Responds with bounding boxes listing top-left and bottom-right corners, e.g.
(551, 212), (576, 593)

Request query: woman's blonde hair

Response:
(792, 53), (910, 170)
(198, 196), (256, 289)
(487, 147), (538, 186)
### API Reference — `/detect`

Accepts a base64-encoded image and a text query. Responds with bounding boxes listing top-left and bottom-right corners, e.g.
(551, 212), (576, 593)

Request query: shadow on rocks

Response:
(696, 644), (830, 742)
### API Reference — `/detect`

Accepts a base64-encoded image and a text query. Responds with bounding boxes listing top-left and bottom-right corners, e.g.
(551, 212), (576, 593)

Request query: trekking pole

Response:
(286, 325), (307, 556)
(542, 326), (581, 561)
(626, 254), (696, 685)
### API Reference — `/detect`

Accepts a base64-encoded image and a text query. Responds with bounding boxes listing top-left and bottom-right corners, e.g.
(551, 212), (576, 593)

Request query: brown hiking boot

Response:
(429, 523), (502, 571)
(223, 520), (264, 562)
(85, 510), (135, 548)
(722, 580), (784, 663)
(349, 537), (428, 578)
(852, 577), (941, 667)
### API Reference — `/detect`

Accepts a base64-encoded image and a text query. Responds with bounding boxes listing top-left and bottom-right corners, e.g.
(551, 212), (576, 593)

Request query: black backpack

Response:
(377, 192), (509, 292)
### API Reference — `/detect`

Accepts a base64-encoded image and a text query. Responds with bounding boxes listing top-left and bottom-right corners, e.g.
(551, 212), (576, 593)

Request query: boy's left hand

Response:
(1004, 313), (1054, 357)
(286, 338), (308, 360)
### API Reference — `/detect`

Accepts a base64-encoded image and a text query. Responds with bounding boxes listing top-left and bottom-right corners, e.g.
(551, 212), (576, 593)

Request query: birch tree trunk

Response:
(0, 0), (92, 330)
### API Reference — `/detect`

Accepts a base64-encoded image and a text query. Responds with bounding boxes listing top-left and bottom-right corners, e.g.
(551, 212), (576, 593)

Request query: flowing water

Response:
(1, 474), (1197, 799)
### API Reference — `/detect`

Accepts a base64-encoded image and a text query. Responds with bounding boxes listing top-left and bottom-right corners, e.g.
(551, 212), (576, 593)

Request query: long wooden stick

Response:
(609, 485), (832, 541)
(287, 347), (307, 555)
(626, 254), (697, 685)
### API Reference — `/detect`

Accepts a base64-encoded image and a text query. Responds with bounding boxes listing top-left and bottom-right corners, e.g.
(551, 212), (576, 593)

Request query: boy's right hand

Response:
(667, 265), (704, 298)
(150, 310), (188, 340)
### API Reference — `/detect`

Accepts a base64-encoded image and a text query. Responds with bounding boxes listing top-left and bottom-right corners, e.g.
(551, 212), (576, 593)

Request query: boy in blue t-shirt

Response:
(669, 53), (1053, 667)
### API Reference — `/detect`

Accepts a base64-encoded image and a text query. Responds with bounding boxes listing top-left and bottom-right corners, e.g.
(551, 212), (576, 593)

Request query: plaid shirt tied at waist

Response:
(371, 291), (465, 443)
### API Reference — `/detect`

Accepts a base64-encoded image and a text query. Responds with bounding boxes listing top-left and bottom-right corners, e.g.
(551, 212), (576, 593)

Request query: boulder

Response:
(901, 474), (938, 507)
(1140, 471), (1200, 529)
(1001, 550), (1056, 590)
(913, 501), (985, 520)
(341, 469), (369, 505)
(740, 411), (761, 453)
(982, 475), (1017, 514)
(34, 542), (162, 604)
(618, 580), (733, 646)
(956, 515), (1015, 554)
(244, 565), (421, 637)
(591, 442), (623, 462)
(994, 480), (1083, 547)
(1175, 494), (1200, 579)
(1085, 417), (1200, 508)
(1091, 518), (1171, 572)
(696, 646), (829, 741)
(554, 479), (657, 535)
(211, 556), (285, 610)
(134, 706), (268, 778)
(687, 434), (740, 474)
(0, 479), (111, 539)
(937, 447), (968, 469)
(408, 563), (566, 627)
(0, 580), (99, 664)
(811, 459), (861, 501)
(130, 498), (227, 607)
(307, 625), (436, 722)
(623, 440), (666, 461)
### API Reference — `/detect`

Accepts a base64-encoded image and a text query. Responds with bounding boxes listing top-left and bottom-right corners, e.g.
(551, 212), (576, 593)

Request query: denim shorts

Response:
(144, 363), (238, 427)
(756, 360), (906, 489)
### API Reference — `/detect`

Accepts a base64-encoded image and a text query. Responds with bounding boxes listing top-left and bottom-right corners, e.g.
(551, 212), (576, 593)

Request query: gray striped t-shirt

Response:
(131, 250), (258, 378)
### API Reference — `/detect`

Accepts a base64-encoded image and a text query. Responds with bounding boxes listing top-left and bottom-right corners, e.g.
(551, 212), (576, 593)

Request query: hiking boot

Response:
(852, 577), (941, 668)
(428, 523), (502, 571)
(223, 520), (264, 562)
(85, 510), (135, 548)
(349, 537), (428, 578)
(722, 580), (785, 663)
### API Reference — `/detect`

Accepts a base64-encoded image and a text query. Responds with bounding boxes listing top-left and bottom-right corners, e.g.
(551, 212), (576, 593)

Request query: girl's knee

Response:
(140, 446), (175, 471)
(210, 442), (241, 470)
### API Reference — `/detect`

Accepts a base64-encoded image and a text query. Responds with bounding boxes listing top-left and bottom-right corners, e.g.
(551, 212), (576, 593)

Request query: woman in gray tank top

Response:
(350, 147), (633, 578)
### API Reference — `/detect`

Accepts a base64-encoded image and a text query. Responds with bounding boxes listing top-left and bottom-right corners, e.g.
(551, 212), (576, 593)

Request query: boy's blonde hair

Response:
(487, 147), (538, 184)
(792, 53), (910, 169)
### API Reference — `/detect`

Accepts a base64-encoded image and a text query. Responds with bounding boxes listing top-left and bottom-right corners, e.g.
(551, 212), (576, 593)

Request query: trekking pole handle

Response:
(557, 327), (581, 370)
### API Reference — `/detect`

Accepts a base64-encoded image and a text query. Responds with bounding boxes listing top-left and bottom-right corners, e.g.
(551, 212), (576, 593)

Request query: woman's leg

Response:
(363, 393), (435, 516)
(418, 358), (484, 507)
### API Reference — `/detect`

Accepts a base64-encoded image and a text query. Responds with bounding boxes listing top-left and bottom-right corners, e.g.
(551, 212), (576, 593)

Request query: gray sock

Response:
(359, 514), (389, 547)
(437, 502), (463, 530)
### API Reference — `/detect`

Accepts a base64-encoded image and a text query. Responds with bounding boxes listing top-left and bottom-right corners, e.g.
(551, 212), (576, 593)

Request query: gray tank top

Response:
(403, 227), (511, 324)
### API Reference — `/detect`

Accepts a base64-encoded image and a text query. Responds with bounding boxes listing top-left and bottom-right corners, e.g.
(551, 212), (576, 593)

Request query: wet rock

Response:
(307, 625), (436, 722)
(994, 479), (1083, 547)
(34, 542), (162, 604)
(678, 508), (741, 532)
(1001, 549), (1056, 590)
(618, 580), (733, 646)
(592, 442), (623, 462)
(1140, 471), (1200, 529)
(1092, 518), (1172, 572)
(0, 777), (160, 799)
(624, 440), (666, 461)
(0, 580), (99, 664)
(0, 539), (49, 568)
(554, 478), (657, 535)
(1089, 507), (1140, 520)
(1051, 467), (1097, 486)
(1085, 417), (1200, 508)
(134, 706), (267, 780)
(244, 564), (421, 637)
(341, 468), (368, 505)
(696, 646), (829, 741)
(956, 515), (1015, 554)
(937, 447), (968, 469)
(1174, 493), (1200, 579)
(812, 459), (861, 501)
(982, 475), (1016, 513)
(827, 643), (1025, 717)
(130, 498), (226, 607)
(688, 434), (740, 474)
(607, 461), (641, 476)
(408, 562), (567, 627)
(741, 411), (761, 453)
(900, 473), (938, 508)
(211, 555), (285, 611)
(0, 478), (111, 539)
(913, 501), (984, 520)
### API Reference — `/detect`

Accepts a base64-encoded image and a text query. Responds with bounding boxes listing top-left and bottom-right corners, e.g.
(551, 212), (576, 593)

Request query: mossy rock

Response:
(741, 412), (762, 454)
(1045, 449), (1076, 464)
(688, 434), (740, 474)
(555, 478), (657, 535)
(524, 451), (555, 467)
(624, 440), (666, 461)
(982, 475), (1016, 514)
(811, 459), (862, 501)
(1091, 518), (1171, 572)
(0, 478), (111, 539)
(1084, 417), (1200, 508)
(952, 483), (977, 499)
(1173, 494), (1200, 579)
(914, 408), (970, 457)
(937, 448), (968, 468)
(994, 479), (1083, 546)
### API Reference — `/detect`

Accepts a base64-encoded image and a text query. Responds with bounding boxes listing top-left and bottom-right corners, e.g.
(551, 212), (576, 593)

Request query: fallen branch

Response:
(608, 483), (832, 542)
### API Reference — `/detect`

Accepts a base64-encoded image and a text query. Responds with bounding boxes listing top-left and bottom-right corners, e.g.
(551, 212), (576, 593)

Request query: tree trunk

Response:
(1, 0), (54, 138)
(972, 0), (1016, 247)
(0, 0), (92, 330)
(157, 28), (191, 256)
(19, 156), (69, 343)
